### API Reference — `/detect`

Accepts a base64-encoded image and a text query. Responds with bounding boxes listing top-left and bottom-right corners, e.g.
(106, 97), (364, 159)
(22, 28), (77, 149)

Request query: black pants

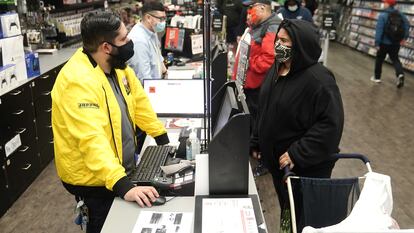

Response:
(244, 88), (260, 133)
(375, 44), (404, 80)
(81, 196), (114, 233)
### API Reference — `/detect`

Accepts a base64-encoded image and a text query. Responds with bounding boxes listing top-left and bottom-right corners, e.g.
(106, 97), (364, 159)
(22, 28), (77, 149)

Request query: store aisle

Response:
(0, 42), (413, 233)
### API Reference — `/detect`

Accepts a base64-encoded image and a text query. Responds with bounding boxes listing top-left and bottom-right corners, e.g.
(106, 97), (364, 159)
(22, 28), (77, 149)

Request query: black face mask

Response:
(106, 40), (134, 69)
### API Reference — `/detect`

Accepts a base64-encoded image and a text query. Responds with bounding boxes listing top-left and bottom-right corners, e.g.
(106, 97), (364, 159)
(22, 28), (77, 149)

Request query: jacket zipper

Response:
(102, 86), (122, 164)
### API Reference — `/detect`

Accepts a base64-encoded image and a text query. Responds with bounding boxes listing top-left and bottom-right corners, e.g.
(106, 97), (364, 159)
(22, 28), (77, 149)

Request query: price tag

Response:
(191, 34), (203, 55)
(4, 134), (22, 157)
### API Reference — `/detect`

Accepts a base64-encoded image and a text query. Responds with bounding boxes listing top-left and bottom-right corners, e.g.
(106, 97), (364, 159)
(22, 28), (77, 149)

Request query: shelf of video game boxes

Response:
(338, 0), (414, 72)
(44, 1), (105, 47)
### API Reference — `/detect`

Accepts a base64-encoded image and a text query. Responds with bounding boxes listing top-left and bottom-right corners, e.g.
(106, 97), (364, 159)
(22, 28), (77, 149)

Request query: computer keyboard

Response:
(130, 145), (175, 185)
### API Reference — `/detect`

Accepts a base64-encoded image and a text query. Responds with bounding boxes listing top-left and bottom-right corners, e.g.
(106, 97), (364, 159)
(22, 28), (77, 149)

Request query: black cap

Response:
(242, 0), (271, 6)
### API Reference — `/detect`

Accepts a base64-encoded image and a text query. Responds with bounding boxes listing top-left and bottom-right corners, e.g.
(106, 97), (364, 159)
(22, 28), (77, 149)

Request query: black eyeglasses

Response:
(148, 14), (166, 21)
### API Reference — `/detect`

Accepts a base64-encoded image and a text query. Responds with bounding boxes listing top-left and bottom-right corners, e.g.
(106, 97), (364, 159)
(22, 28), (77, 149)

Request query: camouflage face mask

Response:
(274, 42), (292, 63)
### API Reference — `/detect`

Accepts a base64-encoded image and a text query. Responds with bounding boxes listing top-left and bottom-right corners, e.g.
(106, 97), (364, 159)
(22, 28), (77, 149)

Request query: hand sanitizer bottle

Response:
(186, 128), (200, 160)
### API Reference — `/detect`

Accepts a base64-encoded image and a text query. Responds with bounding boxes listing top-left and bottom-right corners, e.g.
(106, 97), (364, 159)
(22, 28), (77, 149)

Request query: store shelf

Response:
(354, 6), (414, 16)
(352, 14), (414, 28)
(50, 0), (105, 13)
(324, 0), (414, 72)
(350, 29), (375, 39)
(350, 22), (377, 30)
(357, 39), (376, 47)
(352, 14), (378, 20)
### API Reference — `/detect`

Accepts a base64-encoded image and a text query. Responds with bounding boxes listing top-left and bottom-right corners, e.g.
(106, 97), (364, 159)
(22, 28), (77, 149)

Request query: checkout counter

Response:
(101, 116), (268, 233)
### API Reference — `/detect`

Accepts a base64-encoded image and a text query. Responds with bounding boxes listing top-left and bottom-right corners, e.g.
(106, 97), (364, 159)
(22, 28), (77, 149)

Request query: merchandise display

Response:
(0, 13), (21, 38)
(335, 0), (414, 71)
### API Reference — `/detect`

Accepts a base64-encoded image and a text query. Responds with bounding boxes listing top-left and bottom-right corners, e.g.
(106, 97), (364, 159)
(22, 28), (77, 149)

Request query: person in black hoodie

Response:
(250, 19), (344, 224)
(217, 0), (245, 43)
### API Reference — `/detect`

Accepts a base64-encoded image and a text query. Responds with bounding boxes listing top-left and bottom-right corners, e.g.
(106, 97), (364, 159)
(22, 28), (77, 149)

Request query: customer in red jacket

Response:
(233, 0), (281, 119)
(232, 0), (281, 176)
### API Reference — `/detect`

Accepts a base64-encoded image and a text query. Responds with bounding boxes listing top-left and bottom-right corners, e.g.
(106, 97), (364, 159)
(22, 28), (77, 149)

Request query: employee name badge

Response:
(122, 76), (131, 94)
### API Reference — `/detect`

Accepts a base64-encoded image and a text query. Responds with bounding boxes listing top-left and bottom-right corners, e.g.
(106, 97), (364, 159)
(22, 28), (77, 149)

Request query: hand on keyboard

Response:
(124, 186), (159, 208)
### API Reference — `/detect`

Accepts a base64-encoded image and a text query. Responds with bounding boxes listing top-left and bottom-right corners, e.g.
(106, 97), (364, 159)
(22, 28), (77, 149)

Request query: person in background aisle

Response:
(372, 0), (409, 88)
(237, 6), (248, 42)
(250, 19), (344, 227)
(128, 1), (168, 82)
(52, 12), (169, 233)
(303, 0), (318, 16)
(120, 7), (136, 31)
(277, 0), (313, 22)
(217, 0), (244, 44)
(232, 0), (281, 176)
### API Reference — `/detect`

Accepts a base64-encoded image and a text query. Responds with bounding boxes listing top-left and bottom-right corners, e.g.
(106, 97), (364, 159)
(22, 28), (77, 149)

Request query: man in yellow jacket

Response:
(52, 12), (169, 233)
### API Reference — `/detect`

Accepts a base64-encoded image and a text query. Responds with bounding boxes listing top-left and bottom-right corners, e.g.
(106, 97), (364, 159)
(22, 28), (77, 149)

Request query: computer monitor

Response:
(211, 43), (228, 100)
(142, 79), (204, 117)
(164, 27), (185, 52)
(164, 27), (202, 60)
(208, 88), (250, 195)
(213, 86), (239, 137)
(210, 81), (248, 133)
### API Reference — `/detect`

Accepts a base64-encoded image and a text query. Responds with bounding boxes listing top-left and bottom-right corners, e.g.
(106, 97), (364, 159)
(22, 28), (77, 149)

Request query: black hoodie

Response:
(251, 19), (344, 175)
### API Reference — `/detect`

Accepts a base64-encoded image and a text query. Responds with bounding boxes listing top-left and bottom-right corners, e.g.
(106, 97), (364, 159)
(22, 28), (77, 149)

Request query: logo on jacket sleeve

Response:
(122, 76), (131, 95)
(78, 103), (99, 109)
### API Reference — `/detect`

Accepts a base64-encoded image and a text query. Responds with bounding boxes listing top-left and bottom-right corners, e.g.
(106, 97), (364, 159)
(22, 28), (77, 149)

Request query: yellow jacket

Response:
(52, 48), (167, 193)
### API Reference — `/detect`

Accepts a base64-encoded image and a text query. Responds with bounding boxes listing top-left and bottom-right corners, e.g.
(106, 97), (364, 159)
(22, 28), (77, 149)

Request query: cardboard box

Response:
(0, 64), (17, 95)
(0, 13), (21, 38)
(0, 35), (27, 81)
(25, 52), (40, 78)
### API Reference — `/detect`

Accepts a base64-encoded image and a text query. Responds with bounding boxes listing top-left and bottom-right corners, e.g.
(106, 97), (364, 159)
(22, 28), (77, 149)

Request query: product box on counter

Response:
(0, 35), (27, 81)
(25, 52), (40, 78)
(0, 13), (21, 38)
(0, 64), (17, 95)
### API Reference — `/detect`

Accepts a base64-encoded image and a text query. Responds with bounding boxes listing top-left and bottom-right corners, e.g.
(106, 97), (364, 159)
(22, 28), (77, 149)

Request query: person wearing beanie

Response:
(371, 0), (409, 88)
(277, 0), (313, 22)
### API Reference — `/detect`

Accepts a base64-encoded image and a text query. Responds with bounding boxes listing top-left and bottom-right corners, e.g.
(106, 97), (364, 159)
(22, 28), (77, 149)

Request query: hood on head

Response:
(276, 19), (321, 74)
(284, 0), (301, 9)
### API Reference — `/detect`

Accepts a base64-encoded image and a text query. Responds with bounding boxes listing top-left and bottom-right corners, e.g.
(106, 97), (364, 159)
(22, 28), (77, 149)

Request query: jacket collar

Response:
(82, 48), (98, 68)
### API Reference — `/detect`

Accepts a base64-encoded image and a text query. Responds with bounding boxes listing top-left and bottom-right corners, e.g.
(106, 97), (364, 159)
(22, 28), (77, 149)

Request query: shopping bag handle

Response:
(282, 153), (371, 182)
(332, 153), (370, 164)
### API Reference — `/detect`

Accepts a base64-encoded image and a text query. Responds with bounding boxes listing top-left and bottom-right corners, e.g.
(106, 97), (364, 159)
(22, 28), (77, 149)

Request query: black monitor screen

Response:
(164, 27), (185, 52)
(211, 43), (227, 99)
(213, 86), (239, 136)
